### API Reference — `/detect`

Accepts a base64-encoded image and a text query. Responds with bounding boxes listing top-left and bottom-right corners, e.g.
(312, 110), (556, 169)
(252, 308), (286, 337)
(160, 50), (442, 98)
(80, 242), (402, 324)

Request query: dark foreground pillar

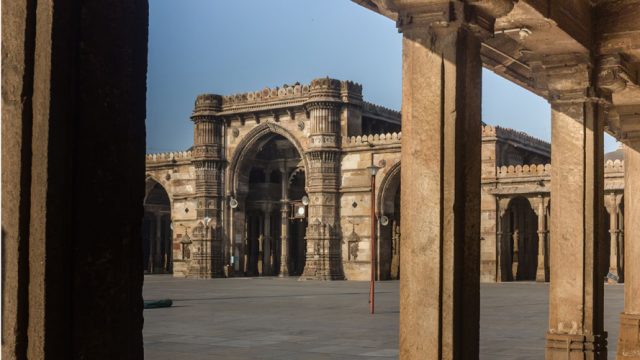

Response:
(2, 0), (148, 358)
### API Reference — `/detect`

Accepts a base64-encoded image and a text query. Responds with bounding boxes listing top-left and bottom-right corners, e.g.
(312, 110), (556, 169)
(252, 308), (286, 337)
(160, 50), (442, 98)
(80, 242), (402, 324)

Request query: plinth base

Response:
(545, 332), (607, 360)
(617, 313), (640, 359)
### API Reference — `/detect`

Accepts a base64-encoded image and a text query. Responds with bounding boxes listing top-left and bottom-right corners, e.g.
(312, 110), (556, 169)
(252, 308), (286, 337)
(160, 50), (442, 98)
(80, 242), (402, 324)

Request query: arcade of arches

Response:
(145, 85), (628, 288)
(4, 1), (640, 359)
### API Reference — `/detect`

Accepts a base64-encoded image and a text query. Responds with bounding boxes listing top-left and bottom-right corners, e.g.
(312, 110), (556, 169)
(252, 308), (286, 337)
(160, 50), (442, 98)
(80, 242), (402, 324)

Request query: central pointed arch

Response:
(228, 123), (309, 197)
(228, 123), (309, 277)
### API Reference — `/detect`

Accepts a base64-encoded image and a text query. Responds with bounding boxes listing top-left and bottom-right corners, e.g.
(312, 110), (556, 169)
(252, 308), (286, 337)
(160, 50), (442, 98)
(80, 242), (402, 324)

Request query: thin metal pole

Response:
(370, 173), (376, 315)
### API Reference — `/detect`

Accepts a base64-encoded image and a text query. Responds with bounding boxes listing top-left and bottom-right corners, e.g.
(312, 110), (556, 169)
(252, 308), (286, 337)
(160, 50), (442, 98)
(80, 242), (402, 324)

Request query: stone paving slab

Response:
(143, 276), (623, 359)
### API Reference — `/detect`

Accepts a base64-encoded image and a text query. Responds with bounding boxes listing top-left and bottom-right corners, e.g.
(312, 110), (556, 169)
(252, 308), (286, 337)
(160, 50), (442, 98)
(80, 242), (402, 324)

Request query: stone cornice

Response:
(362, 101), (401, 124)
(146, 150), (192, 163)
(342, 132), (402, 148)
(218, 79), (362, 111)
(495, 159), (624, 180)
(482, 124), (551, 154)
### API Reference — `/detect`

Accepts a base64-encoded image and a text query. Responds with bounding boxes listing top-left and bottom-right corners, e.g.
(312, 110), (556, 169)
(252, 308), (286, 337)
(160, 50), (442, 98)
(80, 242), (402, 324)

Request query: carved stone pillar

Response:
(617, 140), (640, 359)
(396, 3), (484, 358)
(544, 56), (607, 359)
(533, 196), (548, 282)
(188, 94), (225, 278)
(263, 206), (272, 276)
(606, 193), (620, 283)
(300, 78), (352, 280)
(279, 166), (290, 277)
(497, 197), (511, 282)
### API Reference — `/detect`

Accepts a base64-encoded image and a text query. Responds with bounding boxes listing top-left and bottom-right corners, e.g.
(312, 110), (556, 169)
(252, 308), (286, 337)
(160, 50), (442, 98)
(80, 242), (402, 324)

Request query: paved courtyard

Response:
(143, 276), (624, 359)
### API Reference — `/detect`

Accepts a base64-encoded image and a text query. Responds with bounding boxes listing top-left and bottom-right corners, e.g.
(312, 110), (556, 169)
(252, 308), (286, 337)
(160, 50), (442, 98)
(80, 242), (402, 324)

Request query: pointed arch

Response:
(376, 160), (401, 217)
(228, 122), (308, 197)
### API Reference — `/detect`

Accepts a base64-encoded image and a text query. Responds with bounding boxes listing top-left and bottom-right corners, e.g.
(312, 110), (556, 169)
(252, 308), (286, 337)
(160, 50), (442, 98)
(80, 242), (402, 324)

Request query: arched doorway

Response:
(500, 197), (538, 281)
(378, 163), (401, 280)
(143, 178), (173, 274)
(234, 133), (307, 276)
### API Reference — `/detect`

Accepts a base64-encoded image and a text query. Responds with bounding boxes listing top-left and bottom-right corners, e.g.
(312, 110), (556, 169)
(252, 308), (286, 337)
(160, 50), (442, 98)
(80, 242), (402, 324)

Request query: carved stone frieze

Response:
(598, 54), (633, 94)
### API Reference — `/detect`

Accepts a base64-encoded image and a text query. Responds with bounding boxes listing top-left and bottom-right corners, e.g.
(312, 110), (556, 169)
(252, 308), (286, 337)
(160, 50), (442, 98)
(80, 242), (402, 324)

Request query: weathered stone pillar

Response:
(189, 94), (226, 278)
(534, 196), (548, 282)
(397, 3), (483, 358)
(617, 140), (640, 359)
(301, 78), (354, 280)
(280, 166), (290, 277)
(2, 0), (147, 356)
(606, 193), (620, 283)
(545, 56), (607, 359)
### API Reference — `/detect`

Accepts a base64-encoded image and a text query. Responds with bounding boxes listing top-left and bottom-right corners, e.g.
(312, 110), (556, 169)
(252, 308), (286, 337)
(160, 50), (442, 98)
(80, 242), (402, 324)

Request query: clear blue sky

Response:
(146, 0), (617, 153)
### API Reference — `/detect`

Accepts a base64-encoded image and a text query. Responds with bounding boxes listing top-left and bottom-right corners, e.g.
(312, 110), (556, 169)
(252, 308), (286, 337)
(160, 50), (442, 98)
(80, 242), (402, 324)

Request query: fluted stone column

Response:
(188, 94), (225, 278)
(397, 3), (484, 358)
(300, 78), (356, 280)
(617, 140), (640, 359)
(545, 56), (607, 359)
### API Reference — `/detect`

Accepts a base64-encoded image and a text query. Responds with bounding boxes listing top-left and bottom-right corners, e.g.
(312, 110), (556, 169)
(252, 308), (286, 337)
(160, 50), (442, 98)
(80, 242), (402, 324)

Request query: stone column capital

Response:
(605, 192), (619, 214)
(541, 54), (594, 104)
(395, 1), (496, 40)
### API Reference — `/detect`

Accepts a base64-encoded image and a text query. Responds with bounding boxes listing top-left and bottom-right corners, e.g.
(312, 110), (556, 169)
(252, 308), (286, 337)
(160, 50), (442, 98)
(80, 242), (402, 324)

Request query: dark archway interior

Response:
(379, 169), (401, 281)
(240, 134), (307, 276)
(501, 197), (538, 281)
(143, 180), (173, 274)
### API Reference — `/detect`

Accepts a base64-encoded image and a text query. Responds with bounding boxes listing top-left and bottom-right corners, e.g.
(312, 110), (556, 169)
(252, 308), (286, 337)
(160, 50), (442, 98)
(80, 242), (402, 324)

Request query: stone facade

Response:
(4, 1), (640, 358)
(145, 78), (626, 284)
